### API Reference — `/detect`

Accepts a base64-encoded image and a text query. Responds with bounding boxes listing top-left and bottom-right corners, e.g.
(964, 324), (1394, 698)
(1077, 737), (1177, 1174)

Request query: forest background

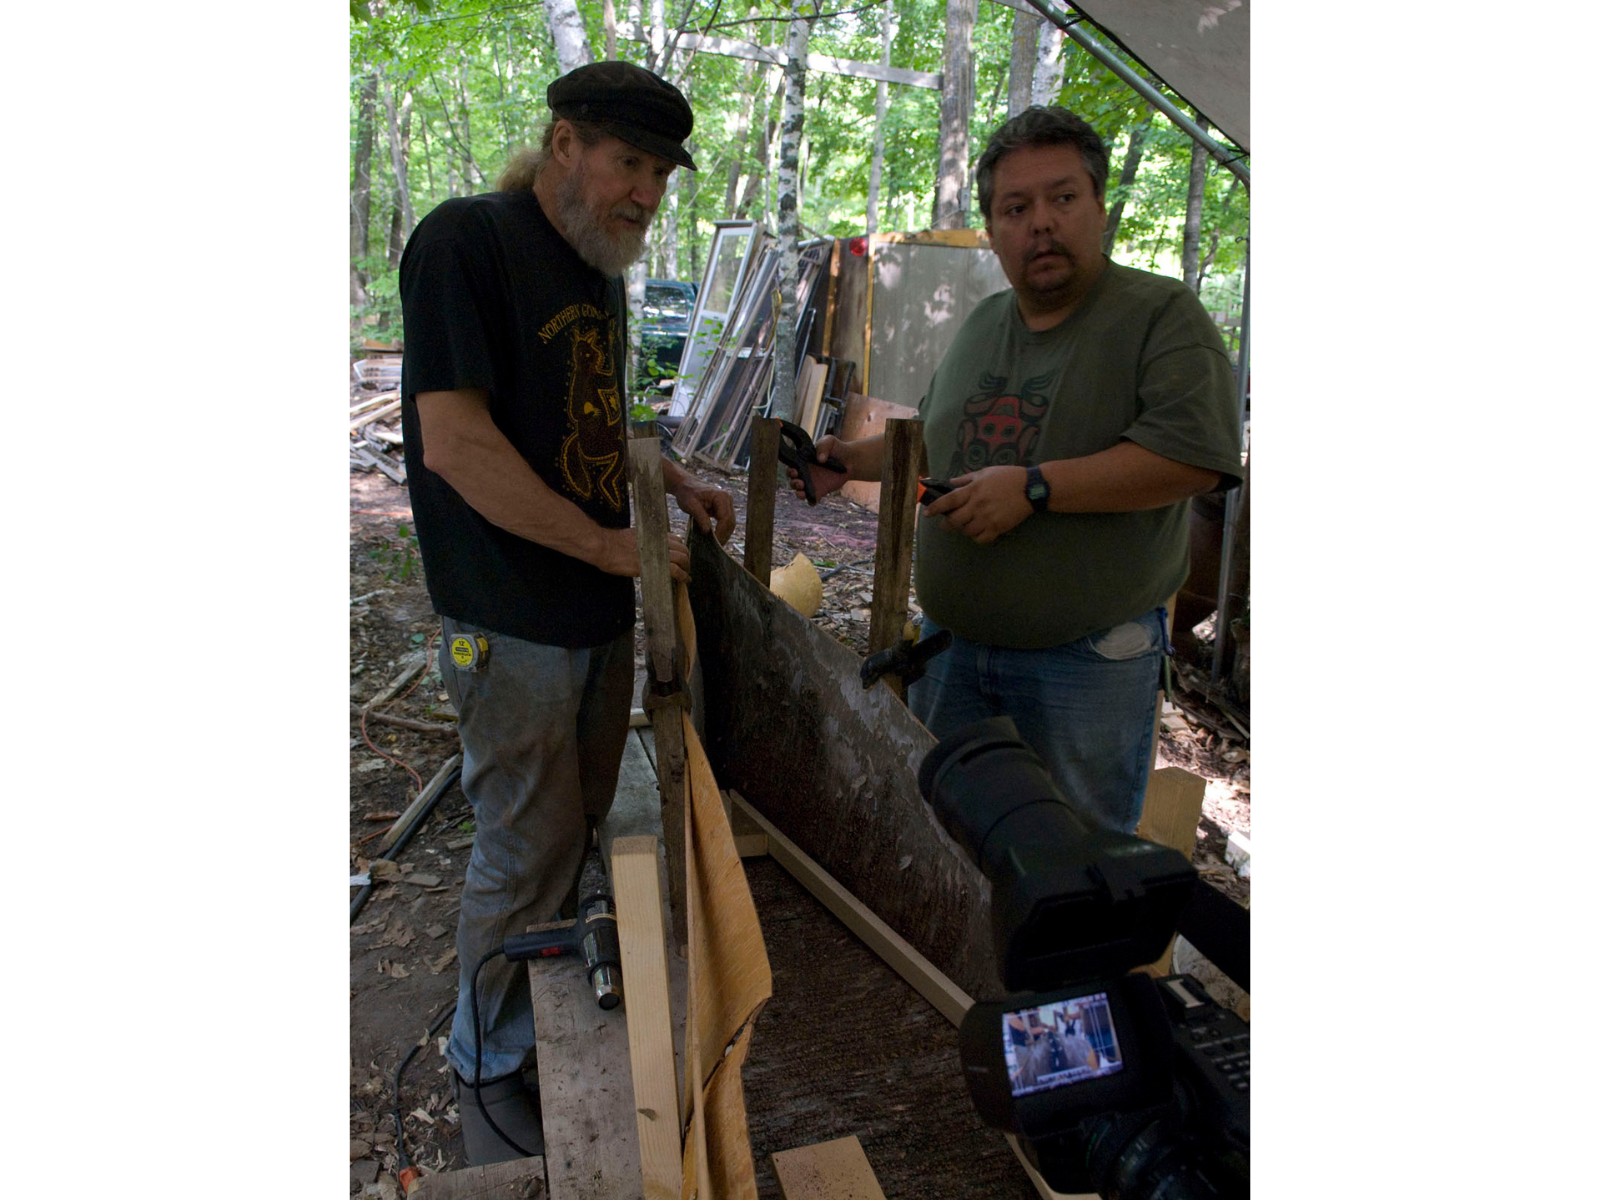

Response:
(349, 0), (1251, 365)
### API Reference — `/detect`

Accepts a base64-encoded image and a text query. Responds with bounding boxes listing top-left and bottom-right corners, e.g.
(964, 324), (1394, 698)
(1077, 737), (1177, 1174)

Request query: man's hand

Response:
(784, 433), (853, 502)
(924, 465), (1032, 545)
(595, 526), (692, 582)
(670, 475), (737, 545)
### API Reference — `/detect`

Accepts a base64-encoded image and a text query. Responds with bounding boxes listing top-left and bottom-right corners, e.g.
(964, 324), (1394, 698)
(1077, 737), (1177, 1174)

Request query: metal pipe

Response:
(1210, 236), (1250, 686)
(1020, 0), (1250, 189)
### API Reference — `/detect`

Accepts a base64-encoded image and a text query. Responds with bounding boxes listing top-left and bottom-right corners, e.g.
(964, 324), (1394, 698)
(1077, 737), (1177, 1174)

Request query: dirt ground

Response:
(347, 453), (1252, 1195)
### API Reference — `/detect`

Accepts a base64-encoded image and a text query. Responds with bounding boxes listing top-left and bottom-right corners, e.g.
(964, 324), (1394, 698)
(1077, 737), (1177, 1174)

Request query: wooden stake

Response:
(866, 417), (923, 700)
(626, 426), (689, 949)
(744, 417), (780, 587)
(374, 752), (462, 854)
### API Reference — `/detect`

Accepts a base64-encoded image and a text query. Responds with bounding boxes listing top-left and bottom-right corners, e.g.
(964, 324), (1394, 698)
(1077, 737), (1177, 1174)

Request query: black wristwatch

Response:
(1024, 464), (1051, 513)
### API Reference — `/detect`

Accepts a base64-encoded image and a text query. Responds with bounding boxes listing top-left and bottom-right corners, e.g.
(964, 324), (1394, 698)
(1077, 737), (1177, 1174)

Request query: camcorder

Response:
(918, 717), (1250, 1200)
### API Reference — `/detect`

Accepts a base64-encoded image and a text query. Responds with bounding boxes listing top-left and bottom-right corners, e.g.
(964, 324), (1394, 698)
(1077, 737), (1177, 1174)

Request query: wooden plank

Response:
(609, 836), (683, 1200)
(375, 752), (462, 853)
(409, 1155), (547, 1200)
(686, 526), (1000, 1001)
(350, 398), (402, 432)
(771, 1135), (887, 1200)
(362, 649), (427, 710)
(834, 395), (919, 514)
(528, 951), (638, 1200)
(865, 418), (923, 692)
(743, 417), (780, 588)
(1132, 766), (1208, 978)
(626, 429), (689, 950)
(728, 790), (973, 1027)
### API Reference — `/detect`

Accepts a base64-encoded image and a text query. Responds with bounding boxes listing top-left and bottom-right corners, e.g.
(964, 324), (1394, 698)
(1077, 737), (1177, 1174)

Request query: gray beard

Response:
(555, 168), (650, 277)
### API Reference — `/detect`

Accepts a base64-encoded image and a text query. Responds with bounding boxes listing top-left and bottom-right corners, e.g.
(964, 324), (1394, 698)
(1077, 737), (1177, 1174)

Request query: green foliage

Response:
(367, 523), (420, 582)
(349, 0), (1248, 345)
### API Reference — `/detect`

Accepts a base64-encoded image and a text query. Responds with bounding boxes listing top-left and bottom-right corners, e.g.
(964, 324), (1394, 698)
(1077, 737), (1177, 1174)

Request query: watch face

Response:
(1027, 481), (1048, 501)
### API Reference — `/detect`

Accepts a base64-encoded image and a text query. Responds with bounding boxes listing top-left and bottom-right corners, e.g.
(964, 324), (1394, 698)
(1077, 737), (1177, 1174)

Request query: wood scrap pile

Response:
(351, 354), (405, 484)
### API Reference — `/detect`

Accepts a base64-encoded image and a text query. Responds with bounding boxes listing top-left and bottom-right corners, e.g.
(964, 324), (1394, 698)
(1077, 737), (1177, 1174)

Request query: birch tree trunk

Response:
(546, 0), (594, 76)
(351, 72), (377, 308)
(1008, 9), (1040, 119)
(646, 0), (668, 74)
(932, 0), (973, 229)
(1181, 118), (1209, 291)
(382, 80), (415, 267)
(771, 11), (813, 423)
(1032, 20), (1065, 106)
(865, 0), (897, 234)
(1101, 112), (1151, 255)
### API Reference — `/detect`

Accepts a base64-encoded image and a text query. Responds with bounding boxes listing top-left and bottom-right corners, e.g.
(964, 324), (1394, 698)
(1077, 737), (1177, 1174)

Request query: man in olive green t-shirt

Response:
(790, 107), (1241, 831)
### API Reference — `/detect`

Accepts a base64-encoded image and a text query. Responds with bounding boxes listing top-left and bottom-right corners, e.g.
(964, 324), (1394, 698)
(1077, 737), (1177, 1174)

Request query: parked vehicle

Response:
(639, 279), (697, 380)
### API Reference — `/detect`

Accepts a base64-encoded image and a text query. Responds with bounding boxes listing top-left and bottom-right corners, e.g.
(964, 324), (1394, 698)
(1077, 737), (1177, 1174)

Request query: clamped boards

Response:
(860, 623), (954, 692)
(777, 419), (849, 506)
(917, 477), (956, 505)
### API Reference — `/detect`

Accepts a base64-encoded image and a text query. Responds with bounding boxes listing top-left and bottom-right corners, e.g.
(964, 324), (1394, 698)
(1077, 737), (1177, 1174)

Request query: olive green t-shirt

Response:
(914, 260), (1242, 649)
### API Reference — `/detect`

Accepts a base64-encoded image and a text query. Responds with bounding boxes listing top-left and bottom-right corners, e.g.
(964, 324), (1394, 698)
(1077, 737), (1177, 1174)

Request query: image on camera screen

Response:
(1003, 992), (1125, 1098)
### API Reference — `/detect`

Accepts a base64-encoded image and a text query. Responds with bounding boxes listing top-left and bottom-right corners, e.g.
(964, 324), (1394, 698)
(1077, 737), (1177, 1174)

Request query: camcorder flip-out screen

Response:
(1004, 991), (1125, 1098)
(960, 975), (1174, 1139)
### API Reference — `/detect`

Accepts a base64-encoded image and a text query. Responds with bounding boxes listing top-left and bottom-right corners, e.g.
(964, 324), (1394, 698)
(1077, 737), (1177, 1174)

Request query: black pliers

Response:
(777, 419), (849, 506)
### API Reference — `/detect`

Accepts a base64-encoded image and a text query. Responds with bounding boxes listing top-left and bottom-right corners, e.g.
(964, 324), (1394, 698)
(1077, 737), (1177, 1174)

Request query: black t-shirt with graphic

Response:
(398, 189), (633, 648)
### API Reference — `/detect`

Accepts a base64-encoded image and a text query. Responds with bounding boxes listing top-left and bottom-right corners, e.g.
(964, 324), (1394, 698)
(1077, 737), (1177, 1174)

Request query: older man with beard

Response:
(397, 61), (735, 1166)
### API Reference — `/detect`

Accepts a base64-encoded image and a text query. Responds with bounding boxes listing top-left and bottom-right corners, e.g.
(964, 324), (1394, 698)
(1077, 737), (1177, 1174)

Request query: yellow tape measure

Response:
(449, 633), (489, 671)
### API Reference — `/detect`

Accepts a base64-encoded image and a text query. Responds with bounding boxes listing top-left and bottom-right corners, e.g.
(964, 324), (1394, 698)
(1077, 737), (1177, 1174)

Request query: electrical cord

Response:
(470, 947), (540, 1159)
(393, 997), (459, 1183)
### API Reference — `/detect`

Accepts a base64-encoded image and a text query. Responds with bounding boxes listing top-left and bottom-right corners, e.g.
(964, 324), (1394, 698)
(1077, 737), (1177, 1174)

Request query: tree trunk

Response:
(546, 0), (594, 76)
(646, 0), (667, 74)
(1181, 118), (1209, 292)
(725, 61), (759, 214)
(1196, 175), (1240, 294)
(932, 0), (973, 229)
(351, 72), (377, 309)
(866, 0), (896, 234)
(658, 172), (680, 278)
(456, 57), (483, 191)
(1007, 9), (1040, 120)
(602, 0), (617, 60)
(736, 73), (785, 218)
(382, 80), (415, 268)
(1101, 112), (1150, 255)
(771, 13), (813, 423)
(1032, 20), (1065, 106)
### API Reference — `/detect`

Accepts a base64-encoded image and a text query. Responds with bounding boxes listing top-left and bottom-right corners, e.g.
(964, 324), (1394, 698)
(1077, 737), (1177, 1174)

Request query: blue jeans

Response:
(438, 617), (634, 1083)
(908, 610), (1166, 833)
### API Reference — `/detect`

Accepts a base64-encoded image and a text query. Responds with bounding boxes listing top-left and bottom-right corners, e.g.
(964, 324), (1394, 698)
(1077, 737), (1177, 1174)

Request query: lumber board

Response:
(686, 525), (1001, 1001)
(609, 836), (684, 1200)
(1131, 766), (1208, 978)
(528, 951), (638, 1200)
(409, 1155), (547, 1200)
(362, 650), (428, 710)
(729, 790), (972, 1026)
(865, 418), (923, 677)
(375, 752), (463, 853)
(771, 1135), (887, 1200)
(744, 417), (780, 588)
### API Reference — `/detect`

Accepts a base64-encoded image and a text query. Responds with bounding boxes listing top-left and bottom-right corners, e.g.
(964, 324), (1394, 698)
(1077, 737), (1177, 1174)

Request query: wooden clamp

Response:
(625, 423), (689, 950)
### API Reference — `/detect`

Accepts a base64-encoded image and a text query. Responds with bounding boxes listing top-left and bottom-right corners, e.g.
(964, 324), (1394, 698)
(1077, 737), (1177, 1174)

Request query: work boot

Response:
(454, 1070), (545, 1165)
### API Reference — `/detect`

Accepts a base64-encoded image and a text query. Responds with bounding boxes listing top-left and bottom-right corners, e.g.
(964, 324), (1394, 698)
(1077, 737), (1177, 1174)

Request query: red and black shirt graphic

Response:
(950, 370), (1056, 475)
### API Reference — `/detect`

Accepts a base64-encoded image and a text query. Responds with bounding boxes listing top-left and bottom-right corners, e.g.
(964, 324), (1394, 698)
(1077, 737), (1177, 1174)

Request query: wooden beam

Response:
(409, 1155), (546, 1199)
(528, 951), (638, 1200)
(610, 835), (684, 1200)
(375, 752), (462, 853)
(627, 427), (689, 949)
(865, 417), (923, 700)
(771, 1135), (888, 1200)
(744, 416), (780, 588)
(624, 25), (942, 89)
(1132, 766), (1208, 978)
(729, 790), (972, 1027)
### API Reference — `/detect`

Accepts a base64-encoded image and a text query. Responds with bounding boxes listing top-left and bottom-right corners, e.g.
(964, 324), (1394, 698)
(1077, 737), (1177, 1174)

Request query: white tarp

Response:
(1068, 0), (1249, 154)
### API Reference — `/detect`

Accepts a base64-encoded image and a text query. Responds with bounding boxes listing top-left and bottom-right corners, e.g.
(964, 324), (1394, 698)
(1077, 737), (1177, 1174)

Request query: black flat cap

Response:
(548, 61), (697, 171)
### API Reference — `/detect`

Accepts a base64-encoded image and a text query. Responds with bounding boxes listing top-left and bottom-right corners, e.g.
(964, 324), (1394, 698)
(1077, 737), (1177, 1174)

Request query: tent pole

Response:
(1020, 0), (1249, 189)
(1210, 234), (1250, 687)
